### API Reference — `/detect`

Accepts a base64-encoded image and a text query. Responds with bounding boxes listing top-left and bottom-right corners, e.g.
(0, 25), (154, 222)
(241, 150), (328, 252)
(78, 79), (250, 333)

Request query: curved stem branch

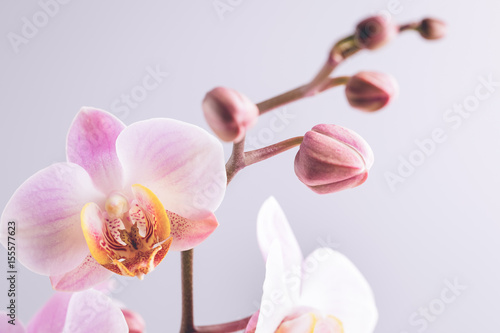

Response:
(399, 22), (420, 32)
(226, 138), (246, 185)
(257, 85), (305, 115)
(257, 76), (349, 115)
(244, 136), (304, 166)
(226, 136), (304, 184)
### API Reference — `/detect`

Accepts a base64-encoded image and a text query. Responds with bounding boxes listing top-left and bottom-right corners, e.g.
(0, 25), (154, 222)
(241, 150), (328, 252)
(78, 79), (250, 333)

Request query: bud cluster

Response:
(203, 15), (446, 194)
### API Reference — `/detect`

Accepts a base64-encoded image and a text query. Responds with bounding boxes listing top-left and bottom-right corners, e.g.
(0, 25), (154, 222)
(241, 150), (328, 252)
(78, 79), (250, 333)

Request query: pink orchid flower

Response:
(246, 197), (378, 333)
(0, 289), (140, 333)
(0, 108), (226, 291)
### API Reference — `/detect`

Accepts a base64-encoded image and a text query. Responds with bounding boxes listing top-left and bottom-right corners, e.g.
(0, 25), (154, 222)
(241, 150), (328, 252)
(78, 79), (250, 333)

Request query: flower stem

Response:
(226, 138), (246, 185)
(256, 85), (305, 115)
(180, 249), (252, 333)
(180, 249), (195, 333)
(244, 136), (304, 167)
(399, 22), (420, 32)
(226, 136), (304, 184)
(257, 76), (350, 115)
(195, 316), (253, 333)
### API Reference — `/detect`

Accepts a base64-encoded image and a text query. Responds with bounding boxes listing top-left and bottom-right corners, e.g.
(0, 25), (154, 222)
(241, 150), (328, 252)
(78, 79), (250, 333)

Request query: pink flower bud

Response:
(418, 18), (447, 40)
(294, 124), (374, 194)
(202, 87), (259, 142)
(354, 16), (397, 50)
(121, 309), (146, 333)
(345, 71), (398, 112)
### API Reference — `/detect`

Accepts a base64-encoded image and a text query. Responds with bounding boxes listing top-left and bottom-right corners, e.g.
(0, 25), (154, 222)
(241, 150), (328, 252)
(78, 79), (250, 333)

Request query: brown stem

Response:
(225, 136), (304, 184)
(244, 136), (304, 166)
(257, 85), (305, 115)
(195, 316), (253, 333)
(180, 249), (195, 333)
(319, 76), (350, 92)
(301, 59), (339, 96)
(399, 22), (420, 32)
(225, 138), (246, 185)
(257, 76), (349, 115)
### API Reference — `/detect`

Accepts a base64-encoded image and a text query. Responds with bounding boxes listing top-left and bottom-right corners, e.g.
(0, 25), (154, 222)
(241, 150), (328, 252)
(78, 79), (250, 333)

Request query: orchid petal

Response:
(116, 118), (226, 220)
(256, 242), (295, 333)
(62, 289), (128, 333)
(66, 107), (126, 194)
(0, 311), (25, 333)
(257, 197), (303, 304)
(300, 249), (378, 333)
(50, 254), (113, 292)
(257, 197), (303, 275)
(167, 210), (218, 251)
(0, 163), (104, 276)
(26, 292), (72, 333)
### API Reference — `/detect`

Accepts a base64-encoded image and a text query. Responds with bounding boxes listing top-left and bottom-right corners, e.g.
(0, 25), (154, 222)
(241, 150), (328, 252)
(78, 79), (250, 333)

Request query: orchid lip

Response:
(81, 184), (172, 279)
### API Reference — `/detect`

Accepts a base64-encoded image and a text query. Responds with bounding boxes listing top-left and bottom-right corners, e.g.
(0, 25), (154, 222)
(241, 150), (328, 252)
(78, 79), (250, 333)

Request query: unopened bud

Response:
(294, 124), (374, 194)
(345, 71), (398, 112)
(122, 309), (146, 333)
(202, 87), (259, 142)
(354, 16), (397, 50)
(418, 18), (447, 40)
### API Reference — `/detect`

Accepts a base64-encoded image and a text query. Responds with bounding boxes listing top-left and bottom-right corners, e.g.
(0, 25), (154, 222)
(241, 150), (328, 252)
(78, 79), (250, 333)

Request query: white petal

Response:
(300, 249), (378, 333)
(256, 242), (295, 333)
(257, 197), (303, 303)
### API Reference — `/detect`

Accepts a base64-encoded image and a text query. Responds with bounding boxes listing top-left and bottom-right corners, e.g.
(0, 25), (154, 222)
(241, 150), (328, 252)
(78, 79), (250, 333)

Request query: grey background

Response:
(1, 0), (500, 332)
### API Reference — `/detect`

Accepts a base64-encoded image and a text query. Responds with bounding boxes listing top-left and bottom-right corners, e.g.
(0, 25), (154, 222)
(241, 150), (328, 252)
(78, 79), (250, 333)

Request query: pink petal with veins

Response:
(50, 254), (113, 292)
(167, 210), (218, 251)
(66, 107), (126, 195)
(0, 163), (104, 276)
(116, 118), (226, 220)
(62, 290), (128, 333)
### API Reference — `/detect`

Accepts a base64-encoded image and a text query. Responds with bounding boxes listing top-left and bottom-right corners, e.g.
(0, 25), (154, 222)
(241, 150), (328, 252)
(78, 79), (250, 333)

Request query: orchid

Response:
(0, 107), (226, 291)
(245, 197), (378, 333)
(0, 289), (140, 333)
(0, 11), (446, 332)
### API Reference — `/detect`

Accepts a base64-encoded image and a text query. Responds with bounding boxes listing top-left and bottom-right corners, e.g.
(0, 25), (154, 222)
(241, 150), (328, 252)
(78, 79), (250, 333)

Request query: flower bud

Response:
(202, 87), (259, 142)
(294, 124), (374, 194)
(345, 71), (398, 112)
(354, 16), (397, 50)
(418, 18), (447, 40)
(122, 309), (146, 333)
